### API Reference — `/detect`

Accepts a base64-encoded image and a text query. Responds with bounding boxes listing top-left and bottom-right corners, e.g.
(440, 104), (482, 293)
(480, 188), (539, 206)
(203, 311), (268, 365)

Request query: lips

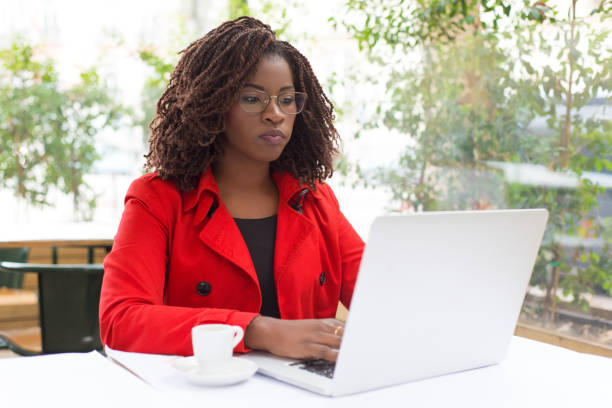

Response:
(258, 129), (286, 145)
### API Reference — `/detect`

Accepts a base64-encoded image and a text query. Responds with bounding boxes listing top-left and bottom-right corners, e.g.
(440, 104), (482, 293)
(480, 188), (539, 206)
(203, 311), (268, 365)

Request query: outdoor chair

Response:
(0, 261), (104, 356)
(0, 248), (30, 288)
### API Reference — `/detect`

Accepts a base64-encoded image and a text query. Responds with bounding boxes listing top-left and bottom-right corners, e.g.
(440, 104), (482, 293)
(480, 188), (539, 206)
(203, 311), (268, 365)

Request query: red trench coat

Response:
(99, 169), (365, 355)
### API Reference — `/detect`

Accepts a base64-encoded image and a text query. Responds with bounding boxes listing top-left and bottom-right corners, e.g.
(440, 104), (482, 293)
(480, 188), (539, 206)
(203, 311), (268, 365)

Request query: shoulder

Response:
(311, 181), (340, 209)
(125, 172), (182, 216)
(127, 172), (178, 196)
(299, 181), (344, 227)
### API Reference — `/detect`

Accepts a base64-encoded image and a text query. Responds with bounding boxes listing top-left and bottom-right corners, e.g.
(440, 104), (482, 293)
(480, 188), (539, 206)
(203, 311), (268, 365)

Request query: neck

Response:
(212, 158), (274, 193)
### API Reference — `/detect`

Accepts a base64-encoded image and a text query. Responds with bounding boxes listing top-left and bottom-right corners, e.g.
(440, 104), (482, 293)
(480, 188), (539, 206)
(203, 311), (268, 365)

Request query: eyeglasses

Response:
(238, 90), (307, 115)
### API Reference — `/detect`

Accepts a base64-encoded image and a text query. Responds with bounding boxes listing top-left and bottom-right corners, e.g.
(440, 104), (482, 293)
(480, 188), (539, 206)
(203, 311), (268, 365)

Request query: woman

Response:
(99, 16), (364, 363)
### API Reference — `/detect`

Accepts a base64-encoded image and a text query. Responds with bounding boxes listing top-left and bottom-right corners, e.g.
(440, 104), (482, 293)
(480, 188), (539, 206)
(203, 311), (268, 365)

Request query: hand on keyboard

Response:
(245, 317), (345, 362)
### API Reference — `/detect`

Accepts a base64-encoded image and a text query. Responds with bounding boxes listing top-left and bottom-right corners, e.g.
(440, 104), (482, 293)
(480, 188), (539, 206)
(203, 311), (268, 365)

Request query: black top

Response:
(234, 215), (281, 318)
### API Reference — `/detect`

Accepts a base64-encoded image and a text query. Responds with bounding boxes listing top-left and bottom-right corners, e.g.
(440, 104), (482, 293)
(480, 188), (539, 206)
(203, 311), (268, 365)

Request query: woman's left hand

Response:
(244, 316), (345, 362)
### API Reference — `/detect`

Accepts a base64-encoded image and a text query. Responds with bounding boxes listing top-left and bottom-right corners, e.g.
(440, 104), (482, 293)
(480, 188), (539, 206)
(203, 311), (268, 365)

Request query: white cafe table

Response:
(0, 351), (172, 408)
(1, 222), (117, 248)
(1, 336), (610, 407)
(1, 222), (117, 263)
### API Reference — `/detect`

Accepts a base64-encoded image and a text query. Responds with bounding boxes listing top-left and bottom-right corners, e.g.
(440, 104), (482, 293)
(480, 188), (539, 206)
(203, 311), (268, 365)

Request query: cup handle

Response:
(231, 326), (244, 348)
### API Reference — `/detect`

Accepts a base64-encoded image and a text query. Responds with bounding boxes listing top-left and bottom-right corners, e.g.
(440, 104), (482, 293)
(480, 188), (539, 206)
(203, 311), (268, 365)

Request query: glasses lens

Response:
(238, 91), (307, 114)
(278, 92), (307, 114)
(239, 91), (268, 113)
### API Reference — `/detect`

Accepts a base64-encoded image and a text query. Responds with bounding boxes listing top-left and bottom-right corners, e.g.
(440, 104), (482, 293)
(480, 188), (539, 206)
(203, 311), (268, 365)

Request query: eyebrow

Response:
(244, 83), (295, 92)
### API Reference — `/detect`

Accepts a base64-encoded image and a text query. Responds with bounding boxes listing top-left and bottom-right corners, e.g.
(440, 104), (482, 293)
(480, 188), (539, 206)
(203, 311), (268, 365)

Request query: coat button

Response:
(196, 281), (211, 296)
(319, 272), (326, 286)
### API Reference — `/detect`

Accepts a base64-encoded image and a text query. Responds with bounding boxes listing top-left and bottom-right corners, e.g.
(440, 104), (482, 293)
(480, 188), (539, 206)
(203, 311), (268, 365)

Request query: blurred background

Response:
(0, 0), (611, 351)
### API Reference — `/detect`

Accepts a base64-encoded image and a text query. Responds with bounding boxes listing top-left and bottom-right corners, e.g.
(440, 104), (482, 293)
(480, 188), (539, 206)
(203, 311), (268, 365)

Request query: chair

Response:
(0, 248), (30, 288)
(0, 261), (104, 355)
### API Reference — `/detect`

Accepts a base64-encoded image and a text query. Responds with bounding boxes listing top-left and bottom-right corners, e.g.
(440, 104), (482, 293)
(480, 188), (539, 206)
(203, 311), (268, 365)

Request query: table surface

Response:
(2, 336), (610, 408)
(0, 222), (117, 248)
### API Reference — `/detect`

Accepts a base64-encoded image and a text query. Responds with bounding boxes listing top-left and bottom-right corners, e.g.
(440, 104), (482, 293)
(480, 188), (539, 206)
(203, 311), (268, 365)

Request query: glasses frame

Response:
(238, 89), (308, 115)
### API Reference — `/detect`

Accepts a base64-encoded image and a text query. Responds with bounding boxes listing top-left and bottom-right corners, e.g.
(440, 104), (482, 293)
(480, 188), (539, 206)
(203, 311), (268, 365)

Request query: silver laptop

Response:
(241, 209), (549, 396)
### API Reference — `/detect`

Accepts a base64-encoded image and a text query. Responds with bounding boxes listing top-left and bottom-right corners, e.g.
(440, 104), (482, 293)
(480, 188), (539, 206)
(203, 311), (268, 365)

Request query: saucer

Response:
(170, 356), (258, 386)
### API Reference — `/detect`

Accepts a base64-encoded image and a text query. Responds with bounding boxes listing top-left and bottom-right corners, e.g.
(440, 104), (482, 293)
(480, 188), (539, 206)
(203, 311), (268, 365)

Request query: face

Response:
(222, 55), (297, 166)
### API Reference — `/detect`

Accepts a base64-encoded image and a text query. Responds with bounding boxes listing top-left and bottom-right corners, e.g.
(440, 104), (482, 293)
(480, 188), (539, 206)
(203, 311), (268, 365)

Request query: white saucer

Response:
(170, 356), (258, 386)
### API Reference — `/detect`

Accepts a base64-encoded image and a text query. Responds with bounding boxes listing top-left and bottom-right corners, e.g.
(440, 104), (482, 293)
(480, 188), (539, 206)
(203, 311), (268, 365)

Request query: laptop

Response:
(241, 209), (549, 396)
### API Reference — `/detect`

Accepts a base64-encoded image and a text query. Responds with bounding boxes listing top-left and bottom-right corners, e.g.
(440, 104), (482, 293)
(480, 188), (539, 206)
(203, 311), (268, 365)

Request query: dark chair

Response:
(0, 248), (30, 288)
(0, 261), (104, 356)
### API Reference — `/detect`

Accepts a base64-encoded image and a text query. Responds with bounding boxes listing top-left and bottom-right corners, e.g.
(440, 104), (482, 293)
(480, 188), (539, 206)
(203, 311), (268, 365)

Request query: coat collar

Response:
(182, 167), (320, 298)
(182, 168), (219, 213)
(182, 167), (321, 214)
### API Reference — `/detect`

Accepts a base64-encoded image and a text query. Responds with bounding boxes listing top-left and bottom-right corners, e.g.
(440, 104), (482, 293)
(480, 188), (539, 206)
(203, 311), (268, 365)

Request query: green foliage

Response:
(0, 39), (123, 219)
(511, 4), (612, 311)
(331, 0), (553, 51)
(229, 0), (252, 18)
(134, 15), (195, 145)
(228, 0), (303, 41)
(137, 47), (177, 144)
(352, 31), (539, 211)
(336, 0), (612, 316)
(0, 40), (63, 205)
(591, 0), (612, 15)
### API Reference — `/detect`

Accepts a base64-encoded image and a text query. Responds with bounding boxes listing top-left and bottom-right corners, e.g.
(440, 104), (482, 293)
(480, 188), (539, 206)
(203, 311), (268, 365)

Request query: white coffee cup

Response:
(191, 324), (244, 372)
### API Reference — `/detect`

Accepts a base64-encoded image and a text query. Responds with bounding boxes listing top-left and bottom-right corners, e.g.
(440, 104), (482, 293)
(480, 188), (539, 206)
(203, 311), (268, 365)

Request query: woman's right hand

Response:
(244, 316), (345, 362)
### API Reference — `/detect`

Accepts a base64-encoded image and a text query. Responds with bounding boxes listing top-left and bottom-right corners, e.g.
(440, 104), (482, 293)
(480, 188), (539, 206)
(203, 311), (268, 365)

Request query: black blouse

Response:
(234, 215), (281, 318)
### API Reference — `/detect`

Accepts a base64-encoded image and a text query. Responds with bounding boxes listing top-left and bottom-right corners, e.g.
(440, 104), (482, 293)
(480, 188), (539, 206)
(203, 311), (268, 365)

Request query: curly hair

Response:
(145, 16), (339, 192)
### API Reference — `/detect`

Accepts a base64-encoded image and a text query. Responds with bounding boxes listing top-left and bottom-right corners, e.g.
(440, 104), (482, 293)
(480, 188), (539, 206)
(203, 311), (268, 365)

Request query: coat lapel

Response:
(182, 169), (321, 286)
(183, 169), (257, 284)
(197, 201), (257, 283)
(274, 199), (316, 282)
(272, 172), (319, 282)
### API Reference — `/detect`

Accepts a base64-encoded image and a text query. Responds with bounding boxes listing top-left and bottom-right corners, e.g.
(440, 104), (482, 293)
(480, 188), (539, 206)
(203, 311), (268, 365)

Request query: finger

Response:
(308, 343), (339, 362)
(320, 319), (345, 335)
(326, 318), (346, 328)
(332, 324), (344, 337)
(316, 331), (343, 349)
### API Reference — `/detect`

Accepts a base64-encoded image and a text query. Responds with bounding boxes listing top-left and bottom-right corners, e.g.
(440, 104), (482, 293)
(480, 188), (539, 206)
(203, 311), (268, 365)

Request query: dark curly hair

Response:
(145, 16), (339, 192)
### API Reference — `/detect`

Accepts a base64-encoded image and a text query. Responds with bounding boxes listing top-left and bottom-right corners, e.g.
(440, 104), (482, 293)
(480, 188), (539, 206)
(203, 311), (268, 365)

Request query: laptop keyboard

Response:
(289, 359), (336, 379)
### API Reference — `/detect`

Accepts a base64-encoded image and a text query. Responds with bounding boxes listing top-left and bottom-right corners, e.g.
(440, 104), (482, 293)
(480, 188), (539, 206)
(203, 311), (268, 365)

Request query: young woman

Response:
(99, 16), (364, 363)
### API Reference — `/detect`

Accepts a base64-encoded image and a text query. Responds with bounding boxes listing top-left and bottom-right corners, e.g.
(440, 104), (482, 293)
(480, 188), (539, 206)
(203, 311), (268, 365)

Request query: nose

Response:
(262, 96), (284, 124)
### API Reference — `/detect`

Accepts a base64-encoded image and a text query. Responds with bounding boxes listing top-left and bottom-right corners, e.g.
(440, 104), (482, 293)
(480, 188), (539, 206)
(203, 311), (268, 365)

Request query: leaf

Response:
(523, 60), (535, 75)
(0, 39), (123, 216)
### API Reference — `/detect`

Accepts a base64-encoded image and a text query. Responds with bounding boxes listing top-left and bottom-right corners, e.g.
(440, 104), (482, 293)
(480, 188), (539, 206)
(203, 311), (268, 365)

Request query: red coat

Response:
(99, 169), (364, 355)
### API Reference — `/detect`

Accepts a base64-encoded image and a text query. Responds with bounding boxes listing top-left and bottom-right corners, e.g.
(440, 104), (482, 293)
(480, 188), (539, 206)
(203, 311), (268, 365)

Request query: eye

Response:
(241, 94), (263, 104)
(279, 94), (295, 106)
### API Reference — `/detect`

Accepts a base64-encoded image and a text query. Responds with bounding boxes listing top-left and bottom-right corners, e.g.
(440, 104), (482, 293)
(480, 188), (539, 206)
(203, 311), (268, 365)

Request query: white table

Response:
(0, 351), (171, 408)
(1, 222), (117, 263)
(2, 337), (610, 407)
(1, 222), (117, 248)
